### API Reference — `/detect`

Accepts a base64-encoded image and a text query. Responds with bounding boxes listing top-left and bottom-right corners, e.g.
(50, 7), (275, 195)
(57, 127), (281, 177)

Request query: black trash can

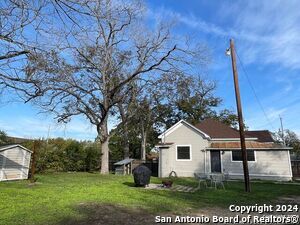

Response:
(133, 165), (152, 187)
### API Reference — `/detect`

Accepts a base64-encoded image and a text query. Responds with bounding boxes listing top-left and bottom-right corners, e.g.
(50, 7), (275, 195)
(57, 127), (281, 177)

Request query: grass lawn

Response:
(0, 173), (299, 225)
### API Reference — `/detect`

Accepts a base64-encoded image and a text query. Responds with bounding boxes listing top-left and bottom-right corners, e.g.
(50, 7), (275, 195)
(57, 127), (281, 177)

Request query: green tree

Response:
(213, 109), (239, 129)
(23, 138), (100, 172)
(0, 1), (207, 174)
(0, 130), (8, 145)
(113, 75), (238, 160)
(274, 129), (300, 158)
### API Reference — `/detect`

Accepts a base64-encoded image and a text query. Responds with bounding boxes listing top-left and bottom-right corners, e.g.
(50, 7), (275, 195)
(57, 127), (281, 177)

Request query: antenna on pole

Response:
(279, 115), (285, 146)
(227, 39), (251, 192)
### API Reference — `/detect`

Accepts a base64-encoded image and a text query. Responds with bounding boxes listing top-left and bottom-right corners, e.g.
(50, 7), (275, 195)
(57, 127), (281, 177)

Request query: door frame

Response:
(210, 150), (223, 173)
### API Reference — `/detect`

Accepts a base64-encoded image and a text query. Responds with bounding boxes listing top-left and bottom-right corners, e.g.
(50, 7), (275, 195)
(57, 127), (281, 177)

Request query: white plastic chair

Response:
(194, 173), (209, 190)
(210, 174), (225, 190)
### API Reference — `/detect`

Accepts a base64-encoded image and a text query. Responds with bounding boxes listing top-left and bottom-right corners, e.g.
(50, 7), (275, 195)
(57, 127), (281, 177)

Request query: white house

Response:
(156, 119), (293, 181)
(0, 144), (32, 181)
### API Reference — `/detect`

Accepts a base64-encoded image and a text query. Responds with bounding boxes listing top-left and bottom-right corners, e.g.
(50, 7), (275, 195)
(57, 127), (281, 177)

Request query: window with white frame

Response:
(232, 150), (255, 161)
(176, 146), (191, 160)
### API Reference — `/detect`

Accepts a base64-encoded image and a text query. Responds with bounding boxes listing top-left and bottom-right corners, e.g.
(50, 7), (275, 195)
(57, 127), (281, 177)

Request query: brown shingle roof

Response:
(194, 118), (253, 139)
(245, 130), (275, 142)
(210, 141), (285, 149)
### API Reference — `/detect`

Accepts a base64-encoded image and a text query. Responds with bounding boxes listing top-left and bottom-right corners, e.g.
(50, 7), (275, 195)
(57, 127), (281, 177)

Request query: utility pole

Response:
(228, 39), (251, 192)
(279, 115), (285, 146)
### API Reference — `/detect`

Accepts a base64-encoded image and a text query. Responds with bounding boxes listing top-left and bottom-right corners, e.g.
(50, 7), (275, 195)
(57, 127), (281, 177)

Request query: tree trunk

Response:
(141, 123), (147, 160)
(123, 125), (130, 159)
(100, 135), (109, 174)
(98, 115), (110, 174)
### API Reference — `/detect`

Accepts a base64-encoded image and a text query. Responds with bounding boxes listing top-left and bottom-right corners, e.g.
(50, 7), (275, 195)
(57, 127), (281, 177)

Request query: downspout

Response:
(204, 150), (207, 174)
(287, 150), (293, 180)
(202, 149), (206, 174)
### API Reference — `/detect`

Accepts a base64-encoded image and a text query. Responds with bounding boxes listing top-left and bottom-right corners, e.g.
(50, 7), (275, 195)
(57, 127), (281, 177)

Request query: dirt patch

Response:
(276, 196), (300, 205)
(58, 203), (157, 225)
(57, 198), (300, 225)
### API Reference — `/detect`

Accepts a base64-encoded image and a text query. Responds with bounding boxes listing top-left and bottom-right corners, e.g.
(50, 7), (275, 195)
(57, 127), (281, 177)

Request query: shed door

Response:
(210, 151), (221, 173)
(1, 148), (24, 180)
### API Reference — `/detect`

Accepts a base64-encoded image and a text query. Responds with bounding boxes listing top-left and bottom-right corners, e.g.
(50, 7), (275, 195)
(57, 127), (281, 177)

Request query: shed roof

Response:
(208, 141), (291, 150)
(0, 144), (32, 153)
(114, 158), (134, 166)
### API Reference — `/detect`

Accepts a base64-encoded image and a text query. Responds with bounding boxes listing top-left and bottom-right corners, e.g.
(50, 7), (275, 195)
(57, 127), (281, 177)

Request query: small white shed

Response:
(0, 144), (32, 181)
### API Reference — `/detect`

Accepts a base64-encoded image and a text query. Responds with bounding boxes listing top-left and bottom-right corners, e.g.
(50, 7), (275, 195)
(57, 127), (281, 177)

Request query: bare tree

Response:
(0, 0), (47, 95)
(122, 74), (218, 160)
(0, 0), (207, 173)
(116, 82), (139, 159)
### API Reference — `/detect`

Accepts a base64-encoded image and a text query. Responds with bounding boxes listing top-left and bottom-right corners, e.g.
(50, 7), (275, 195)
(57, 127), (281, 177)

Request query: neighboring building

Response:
(156, 119), (293, 181)
(0, 145), (32, 181)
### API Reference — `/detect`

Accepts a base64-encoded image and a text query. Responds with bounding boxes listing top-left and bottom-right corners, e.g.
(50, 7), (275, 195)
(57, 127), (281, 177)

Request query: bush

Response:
(24, 138), (100, 173)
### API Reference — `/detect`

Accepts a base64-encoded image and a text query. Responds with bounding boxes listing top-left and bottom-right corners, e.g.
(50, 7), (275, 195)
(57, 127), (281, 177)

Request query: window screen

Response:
(232, 150), (255, 161)
(177, 146), (191, 160)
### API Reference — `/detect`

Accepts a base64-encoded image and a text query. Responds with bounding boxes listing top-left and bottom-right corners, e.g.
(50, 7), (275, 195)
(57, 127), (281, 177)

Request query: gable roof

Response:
(245, 130), (275, 142)
(158, 118), (277, 142)
(194, 118), (254, 139)
(158, 120), (210, 139)
(0, 144), (32, 153)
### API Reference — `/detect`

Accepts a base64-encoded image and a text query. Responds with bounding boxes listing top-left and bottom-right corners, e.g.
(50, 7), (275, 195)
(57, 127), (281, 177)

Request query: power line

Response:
(235, 49), (276, 131)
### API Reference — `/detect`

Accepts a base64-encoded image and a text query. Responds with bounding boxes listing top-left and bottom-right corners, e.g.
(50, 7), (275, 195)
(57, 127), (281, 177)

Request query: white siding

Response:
(221, 150), (292, 181)
(158, 122), (292, 181)
(22, 151), (31, 179)
(0, 146), (31, 181)
(159, 123), (209, 177)
(0, 154), (3, 165)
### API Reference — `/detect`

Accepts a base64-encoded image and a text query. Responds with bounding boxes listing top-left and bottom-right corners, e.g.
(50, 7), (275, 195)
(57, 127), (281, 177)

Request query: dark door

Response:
(211, 151), (221, 173)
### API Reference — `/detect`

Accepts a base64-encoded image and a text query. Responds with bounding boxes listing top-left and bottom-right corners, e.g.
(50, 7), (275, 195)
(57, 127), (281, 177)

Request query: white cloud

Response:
(0, 116), (98, 140)
(265, 108), (287, 121)
(149, 1), (300, 69)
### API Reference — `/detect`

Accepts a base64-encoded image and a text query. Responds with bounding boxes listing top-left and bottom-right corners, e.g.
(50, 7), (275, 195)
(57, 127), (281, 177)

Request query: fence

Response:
(109, 159), (159, 177)
(291, 160), (300, 177)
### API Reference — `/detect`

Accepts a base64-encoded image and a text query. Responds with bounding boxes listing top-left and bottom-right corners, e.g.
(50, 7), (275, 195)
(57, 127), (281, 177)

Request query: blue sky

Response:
(0, 0), (299, 140)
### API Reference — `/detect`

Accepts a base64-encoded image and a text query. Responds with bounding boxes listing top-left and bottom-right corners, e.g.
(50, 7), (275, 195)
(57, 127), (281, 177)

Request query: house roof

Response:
(0, 144), (33, 153)
(158, 118), (278, 144)
(208, 141), (291, 150)
(194, 118), (254, 139)
(245, 130), (275, 142)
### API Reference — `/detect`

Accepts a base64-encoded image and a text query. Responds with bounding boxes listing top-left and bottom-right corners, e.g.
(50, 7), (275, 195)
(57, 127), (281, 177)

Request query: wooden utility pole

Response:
(229, 39), (251, 192)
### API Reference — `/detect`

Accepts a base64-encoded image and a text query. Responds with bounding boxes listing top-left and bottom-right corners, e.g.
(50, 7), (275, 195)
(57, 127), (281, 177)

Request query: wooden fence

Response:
(291, 160), (300, 177)
(109, 159), (159, 177)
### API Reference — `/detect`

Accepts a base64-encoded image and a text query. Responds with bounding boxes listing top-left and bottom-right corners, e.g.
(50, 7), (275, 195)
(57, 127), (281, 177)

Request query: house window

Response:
(232, 150), (255, 161)
(177, 146), (191, 160)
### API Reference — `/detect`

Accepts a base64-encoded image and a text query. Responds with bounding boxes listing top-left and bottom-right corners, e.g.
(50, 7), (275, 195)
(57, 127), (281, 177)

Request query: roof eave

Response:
(0, 144), (33, 153)
(158, 120), (211, 140)
(206, 147), (293, 150)
(211, 137), (258, 141)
